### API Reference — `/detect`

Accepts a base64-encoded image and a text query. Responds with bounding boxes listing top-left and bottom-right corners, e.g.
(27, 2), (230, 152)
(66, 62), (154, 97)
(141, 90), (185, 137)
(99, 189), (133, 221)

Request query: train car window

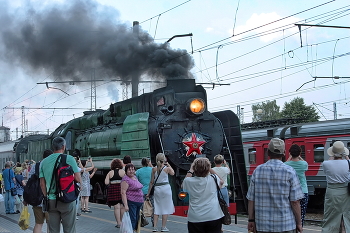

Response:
(300, 145), (306, 160)
(264, 148), (268, 163)
(248, 148), (256, 164)
(314, 144), (324, 163)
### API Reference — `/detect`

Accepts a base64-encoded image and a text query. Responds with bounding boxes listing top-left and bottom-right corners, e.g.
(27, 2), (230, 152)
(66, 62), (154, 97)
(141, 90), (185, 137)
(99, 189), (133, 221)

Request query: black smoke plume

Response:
(0, 0), (194, 83)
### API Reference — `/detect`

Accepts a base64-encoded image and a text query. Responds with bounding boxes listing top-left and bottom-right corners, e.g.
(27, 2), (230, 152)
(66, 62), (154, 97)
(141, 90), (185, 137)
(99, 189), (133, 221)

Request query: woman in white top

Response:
(321, 141), (350, 233)
(182, 158), (224, 233)
(147, 153), (174, 232)
(211, 154), (231, 206)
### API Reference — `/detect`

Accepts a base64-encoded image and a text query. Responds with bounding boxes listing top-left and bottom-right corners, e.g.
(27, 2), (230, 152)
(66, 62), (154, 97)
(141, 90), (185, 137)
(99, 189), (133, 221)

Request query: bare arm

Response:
(121, 181), (129, 211)
(247, 200), (256, 233)
(290, 200), (303, 232)
(40, 177), (47, 197)
(165, 164), (175, 176)
(74, 172), (81, 183)
(146, 168), (156, 196)
(105, 171), (112, 185)
(90, 168), (97, 178)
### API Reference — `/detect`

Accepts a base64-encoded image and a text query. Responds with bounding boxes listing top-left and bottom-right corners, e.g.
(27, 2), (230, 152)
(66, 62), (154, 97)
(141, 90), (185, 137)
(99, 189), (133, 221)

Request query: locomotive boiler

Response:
(14, 79), (247, 212)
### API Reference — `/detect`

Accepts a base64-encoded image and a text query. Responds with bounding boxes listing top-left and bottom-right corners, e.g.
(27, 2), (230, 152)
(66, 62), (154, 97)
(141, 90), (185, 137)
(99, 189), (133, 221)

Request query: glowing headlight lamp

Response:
(187, 98), (205, 115)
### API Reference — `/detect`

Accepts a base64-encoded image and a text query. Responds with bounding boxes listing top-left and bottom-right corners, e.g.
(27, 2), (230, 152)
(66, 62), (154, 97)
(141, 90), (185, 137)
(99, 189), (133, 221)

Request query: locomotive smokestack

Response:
(132, 21), (140, 97)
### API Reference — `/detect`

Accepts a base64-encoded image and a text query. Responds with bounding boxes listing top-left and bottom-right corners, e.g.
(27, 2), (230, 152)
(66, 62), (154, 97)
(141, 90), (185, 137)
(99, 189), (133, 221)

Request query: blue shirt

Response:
(135, 166), (152, 195)
(285, 160), (308, 193)
(247, 159), (304, 232)
(3, 168), (15, 191)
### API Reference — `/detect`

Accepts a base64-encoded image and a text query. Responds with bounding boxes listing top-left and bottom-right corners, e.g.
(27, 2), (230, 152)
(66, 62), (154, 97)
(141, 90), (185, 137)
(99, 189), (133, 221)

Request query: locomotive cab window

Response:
(314, 144), (324, 163)
(248, 148), (256, 164)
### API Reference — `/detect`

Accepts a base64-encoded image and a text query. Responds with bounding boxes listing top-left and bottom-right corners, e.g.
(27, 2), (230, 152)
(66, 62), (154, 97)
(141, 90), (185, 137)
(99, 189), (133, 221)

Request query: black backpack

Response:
(50, 154), (79, 204)
(23, 162), (43, 206)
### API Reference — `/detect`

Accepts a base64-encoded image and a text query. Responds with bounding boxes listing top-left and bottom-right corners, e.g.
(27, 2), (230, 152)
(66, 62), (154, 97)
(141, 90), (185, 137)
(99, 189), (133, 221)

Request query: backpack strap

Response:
(48, 154), (63, 207)
(34, 162), (40, 177)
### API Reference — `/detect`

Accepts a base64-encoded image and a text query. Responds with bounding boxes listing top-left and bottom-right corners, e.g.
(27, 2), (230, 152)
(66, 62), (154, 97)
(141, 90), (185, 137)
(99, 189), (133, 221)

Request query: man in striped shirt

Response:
(246, 138), (304, 233)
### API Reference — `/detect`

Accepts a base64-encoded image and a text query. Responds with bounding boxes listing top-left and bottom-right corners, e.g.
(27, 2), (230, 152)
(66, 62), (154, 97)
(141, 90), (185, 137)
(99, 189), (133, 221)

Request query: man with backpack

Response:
(24, 149), (53, 233)
(39, 137), (81, 233)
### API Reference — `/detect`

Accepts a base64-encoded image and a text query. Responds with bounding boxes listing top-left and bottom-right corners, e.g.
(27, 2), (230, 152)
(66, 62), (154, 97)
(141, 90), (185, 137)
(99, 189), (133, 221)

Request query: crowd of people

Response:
(247, 138), (350, 233)
(1, 135), (349, 233)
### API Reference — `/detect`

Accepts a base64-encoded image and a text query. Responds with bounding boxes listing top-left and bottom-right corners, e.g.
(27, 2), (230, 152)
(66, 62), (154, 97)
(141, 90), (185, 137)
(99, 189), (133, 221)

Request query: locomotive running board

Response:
(213, 110), (248, 214)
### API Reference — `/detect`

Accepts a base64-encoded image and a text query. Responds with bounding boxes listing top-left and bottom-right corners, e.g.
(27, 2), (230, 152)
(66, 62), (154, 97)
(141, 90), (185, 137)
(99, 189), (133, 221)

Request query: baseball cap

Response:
(268, 138), (285, 154)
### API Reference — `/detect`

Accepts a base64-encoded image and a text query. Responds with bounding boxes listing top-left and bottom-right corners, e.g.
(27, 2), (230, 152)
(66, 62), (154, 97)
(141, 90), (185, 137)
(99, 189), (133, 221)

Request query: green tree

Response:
(252, 100), (280, 122)
(280, 97), (320, 122)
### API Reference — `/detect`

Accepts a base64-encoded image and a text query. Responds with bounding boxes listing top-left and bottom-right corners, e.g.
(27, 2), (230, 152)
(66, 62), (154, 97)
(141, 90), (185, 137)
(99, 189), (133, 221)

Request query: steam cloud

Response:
(0, 0), (194, 84)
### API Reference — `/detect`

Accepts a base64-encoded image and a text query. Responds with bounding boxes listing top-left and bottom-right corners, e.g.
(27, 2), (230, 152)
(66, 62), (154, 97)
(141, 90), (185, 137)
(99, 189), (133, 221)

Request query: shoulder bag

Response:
(149, 166), (165, 196)
(347, 160), (350, 195)
(211, 174), (231, 225)
(8, 170), (17, 196)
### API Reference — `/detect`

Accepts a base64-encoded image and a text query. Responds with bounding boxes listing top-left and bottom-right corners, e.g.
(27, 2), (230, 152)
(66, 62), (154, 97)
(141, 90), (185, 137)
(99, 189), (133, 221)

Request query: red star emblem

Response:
(182, 133), (206, 157)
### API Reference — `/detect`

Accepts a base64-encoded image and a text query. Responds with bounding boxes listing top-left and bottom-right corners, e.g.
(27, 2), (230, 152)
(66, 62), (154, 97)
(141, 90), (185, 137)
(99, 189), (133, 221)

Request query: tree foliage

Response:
(252, 100), (280, 122)
(280, 97), (320, 122)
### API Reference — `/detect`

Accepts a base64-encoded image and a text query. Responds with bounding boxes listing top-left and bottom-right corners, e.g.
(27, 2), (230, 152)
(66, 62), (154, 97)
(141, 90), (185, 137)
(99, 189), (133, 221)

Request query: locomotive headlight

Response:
(187, 98), (205, 115)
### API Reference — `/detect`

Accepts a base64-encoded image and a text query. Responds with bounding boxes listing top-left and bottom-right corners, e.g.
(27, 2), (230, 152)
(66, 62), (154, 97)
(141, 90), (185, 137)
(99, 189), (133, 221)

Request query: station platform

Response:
(0, 202), (322, 233)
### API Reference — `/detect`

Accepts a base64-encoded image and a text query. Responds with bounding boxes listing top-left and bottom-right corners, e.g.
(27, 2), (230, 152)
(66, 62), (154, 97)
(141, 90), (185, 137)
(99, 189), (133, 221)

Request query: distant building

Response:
(0, 126), (10, 143)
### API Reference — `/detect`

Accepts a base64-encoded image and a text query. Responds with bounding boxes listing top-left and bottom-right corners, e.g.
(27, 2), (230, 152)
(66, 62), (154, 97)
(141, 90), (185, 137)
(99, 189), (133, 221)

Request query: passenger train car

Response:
(241, 118), (350, 206)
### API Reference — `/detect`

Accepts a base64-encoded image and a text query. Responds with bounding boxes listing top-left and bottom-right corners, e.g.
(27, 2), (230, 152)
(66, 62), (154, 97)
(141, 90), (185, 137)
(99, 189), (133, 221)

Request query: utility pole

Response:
(21, 106), (25, 137)
(237, 105), (244, 124)
(333, 102), (337, 120)
(122, 82), (129, 100)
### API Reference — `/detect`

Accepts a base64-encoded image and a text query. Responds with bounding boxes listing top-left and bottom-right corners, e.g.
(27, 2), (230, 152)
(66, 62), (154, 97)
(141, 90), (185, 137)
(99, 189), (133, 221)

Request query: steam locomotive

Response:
(241, 118), (350, 207)
(13, 79), (247, 212)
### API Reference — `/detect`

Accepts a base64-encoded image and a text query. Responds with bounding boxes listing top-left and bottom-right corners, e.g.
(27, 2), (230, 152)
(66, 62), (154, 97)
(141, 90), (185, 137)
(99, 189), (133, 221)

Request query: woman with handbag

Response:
(105, 158), (125, 228)
(147, 153), (174, 232)
(321, 141), (350, 233)
(121, 163), (144, 232)
(182, 158), (224, 233)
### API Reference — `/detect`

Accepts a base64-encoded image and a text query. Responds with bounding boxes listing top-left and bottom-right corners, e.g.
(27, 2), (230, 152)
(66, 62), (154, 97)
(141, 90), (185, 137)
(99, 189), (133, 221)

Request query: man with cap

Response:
(321, 141), (350, 233)
(246, 138), (304, 233)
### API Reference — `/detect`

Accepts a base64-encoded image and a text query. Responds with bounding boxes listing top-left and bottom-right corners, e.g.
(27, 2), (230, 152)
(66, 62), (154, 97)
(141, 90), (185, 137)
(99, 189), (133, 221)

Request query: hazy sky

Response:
(0, 0), (349, 139)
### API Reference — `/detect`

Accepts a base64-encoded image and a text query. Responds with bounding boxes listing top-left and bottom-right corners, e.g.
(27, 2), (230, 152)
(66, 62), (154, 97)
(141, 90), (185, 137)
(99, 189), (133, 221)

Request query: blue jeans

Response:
(128, 200), (143, 230)
(4, 190), (15, 213)
(220, 187), (229, 206)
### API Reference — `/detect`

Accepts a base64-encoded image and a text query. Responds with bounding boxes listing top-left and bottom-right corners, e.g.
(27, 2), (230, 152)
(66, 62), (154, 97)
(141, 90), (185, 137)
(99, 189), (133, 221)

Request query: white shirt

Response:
(212, 167), (230, 187)
(322, 160), (350, 183)
(182, 174), (224, 222)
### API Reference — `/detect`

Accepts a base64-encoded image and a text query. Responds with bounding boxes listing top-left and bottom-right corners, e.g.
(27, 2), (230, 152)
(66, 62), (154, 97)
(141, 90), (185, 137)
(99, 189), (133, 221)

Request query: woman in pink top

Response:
(121, 163), (144, 231)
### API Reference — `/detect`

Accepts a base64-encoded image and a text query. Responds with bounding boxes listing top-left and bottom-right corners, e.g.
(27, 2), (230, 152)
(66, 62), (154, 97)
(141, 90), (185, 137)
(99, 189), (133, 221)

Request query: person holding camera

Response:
(212, 154), (231, 206)
(80, 157), (95, 213)
(147, 153), (174, 232)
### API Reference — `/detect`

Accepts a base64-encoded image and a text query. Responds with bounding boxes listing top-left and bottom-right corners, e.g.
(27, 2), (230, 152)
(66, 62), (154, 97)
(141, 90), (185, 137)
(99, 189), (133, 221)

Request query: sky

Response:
(0, 0), (349, 140)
